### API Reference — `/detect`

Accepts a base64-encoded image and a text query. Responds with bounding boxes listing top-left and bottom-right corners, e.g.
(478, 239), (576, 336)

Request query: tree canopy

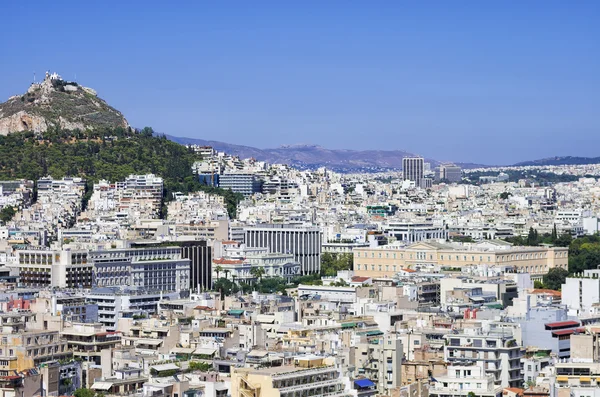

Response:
(543, 267), (569, 291)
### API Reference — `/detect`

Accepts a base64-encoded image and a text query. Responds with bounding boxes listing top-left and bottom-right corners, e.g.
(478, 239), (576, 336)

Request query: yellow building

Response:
(0, 330), (71, 374)
(231, 356), (354, 397)
(354, 240), (568, 278)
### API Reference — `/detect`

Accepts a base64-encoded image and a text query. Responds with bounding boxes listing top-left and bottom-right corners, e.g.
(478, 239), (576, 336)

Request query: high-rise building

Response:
(244, 224), (321, 274)
(402, 157), (424, 187)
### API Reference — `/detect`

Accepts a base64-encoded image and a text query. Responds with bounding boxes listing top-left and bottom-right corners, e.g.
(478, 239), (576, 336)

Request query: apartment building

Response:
(116, 174), (164, 215)
(31, 290), (98, 323)
(444, 331), (523, 388)
(562, 269), (600, 316)
(245, 224), (322, 274)
(354, 240), (568, 279)
(429, 363), (503, 397)
(231, 356), (354, 397)
(86, 287), (178, 330)
(90, 246), (190, 292)
(16, 248), (93, 288)
(352, 334), (403, 393)
(61, 323), (122, 366)
(219, 173), (263, 197)
(0, 330), (71, 373)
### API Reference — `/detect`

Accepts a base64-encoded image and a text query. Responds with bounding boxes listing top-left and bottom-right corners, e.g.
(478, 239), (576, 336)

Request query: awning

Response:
(228, 309), (245, 316)
(134, 339), (162, 346)
(151, 363), (179, 372)
(469, 296), (485, 302)
(580, 376), (591, 382)
(342, 322), (356, 329)
(193, 347), (217, 356)
(354, 379), (375, 388)
(91, 382), (113, 390)
(366, 330), (384, 336)
(556, 376), (568, 382)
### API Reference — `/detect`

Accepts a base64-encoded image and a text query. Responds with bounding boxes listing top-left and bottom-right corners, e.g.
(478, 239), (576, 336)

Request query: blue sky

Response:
(0, 1), (598, 164)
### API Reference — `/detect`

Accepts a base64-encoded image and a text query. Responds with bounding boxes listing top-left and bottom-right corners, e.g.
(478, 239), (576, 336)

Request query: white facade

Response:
(562, 269), (600, 316)
(430, 364), (502, 397)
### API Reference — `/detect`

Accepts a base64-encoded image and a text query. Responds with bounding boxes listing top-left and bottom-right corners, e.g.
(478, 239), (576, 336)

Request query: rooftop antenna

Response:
(33, 71), (36, 84)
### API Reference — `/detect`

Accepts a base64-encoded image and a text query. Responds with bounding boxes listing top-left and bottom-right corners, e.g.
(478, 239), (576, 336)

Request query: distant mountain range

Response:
(166, 135), (600, 171)
(514, 156), (600, 167)
(164, 134), (444, 172)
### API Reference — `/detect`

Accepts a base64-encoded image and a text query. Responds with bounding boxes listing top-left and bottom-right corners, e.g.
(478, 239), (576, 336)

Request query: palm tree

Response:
(214, 265), (223, 280)
(250, 267), (266, 284)
(223, 269), (230, 280)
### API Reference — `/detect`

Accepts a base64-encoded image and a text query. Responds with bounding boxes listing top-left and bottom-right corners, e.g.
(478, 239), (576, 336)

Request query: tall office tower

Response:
(402, 157), (424, 187)
(244, 224), (322, 274)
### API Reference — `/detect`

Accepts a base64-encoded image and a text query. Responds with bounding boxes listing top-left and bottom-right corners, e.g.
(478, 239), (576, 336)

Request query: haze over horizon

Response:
(0, 1), (598, 165)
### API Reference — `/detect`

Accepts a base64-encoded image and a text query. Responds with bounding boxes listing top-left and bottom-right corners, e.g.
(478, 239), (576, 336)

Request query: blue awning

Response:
(354, 379), (375, 388)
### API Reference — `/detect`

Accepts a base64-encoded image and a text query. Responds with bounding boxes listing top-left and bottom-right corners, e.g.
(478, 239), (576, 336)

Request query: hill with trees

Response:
(0, 127), (244, 218)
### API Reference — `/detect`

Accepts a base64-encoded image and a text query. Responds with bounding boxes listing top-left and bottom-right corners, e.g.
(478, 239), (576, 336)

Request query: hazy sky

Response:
(0, 1), (598, 164)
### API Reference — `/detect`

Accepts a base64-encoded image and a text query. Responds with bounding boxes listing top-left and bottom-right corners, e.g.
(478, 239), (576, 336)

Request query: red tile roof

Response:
(351, 276), (371, 282)
(531, 289), (561, 297)
(504, 387), (524, 396)
(552, 327), (585, 337)
(545, 320), (580, 329)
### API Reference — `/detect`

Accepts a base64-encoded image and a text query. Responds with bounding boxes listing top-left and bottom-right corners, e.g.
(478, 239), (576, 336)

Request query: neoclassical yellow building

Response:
(354, 240), (568, 278)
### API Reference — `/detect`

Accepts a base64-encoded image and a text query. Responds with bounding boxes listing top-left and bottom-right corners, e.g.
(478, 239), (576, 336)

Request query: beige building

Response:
(354, 240), (568, 278)
(231, 356), (354, 397)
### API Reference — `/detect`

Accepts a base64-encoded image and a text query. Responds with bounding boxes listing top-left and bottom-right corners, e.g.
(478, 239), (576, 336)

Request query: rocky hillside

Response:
(0, 71), (129, 135)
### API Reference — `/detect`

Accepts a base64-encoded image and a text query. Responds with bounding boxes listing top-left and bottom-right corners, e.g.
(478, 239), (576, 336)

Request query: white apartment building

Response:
(86, 287), (179, 331)
(562, 269), (600, 316)
(444, 330), (523, 388)
(429, 363), (502, 397)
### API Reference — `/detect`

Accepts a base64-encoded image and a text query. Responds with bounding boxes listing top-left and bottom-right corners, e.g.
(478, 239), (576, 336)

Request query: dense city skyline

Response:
(0, 1), (598, 164)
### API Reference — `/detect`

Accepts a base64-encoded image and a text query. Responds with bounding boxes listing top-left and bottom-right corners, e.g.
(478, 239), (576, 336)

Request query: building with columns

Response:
(244, 224), (322, 274)
(353, 240), (568, 279)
